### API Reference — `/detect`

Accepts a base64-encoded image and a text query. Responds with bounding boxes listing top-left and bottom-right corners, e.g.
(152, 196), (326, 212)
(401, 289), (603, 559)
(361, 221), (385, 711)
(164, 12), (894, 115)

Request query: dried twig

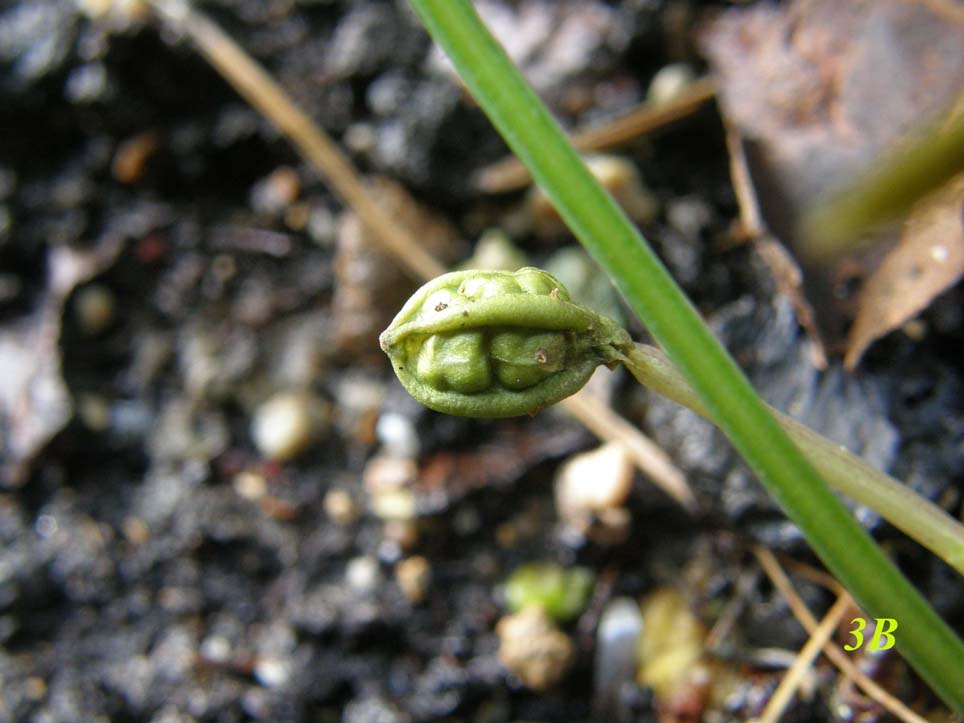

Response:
(779, 555), (845, 593)
(753, 547), (931, 723)
(755, 592), (852, 723)
(475, 78), (717, 193)
(723, 120), (829, 369)
(705, 568), (759, 651)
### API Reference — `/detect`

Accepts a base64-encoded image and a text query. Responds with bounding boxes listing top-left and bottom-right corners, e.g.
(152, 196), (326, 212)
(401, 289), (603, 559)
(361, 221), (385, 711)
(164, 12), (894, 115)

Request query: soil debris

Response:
(846, 173), (964, 368)
(702, 0), (964, 352)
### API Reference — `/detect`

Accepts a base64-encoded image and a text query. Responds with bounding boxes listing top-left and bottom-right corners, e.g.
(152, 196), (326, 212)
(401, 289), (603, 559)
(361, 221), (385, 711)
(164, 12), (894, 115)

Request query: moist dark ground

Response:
(1, 1), (962, 721)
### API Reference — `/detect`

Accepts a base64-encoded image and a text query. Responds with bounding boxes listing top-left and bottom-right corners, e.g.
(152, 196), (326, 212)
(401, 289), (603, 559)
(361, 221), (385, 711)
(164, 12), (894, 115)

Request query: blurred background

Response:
(1, 1), (962, 721)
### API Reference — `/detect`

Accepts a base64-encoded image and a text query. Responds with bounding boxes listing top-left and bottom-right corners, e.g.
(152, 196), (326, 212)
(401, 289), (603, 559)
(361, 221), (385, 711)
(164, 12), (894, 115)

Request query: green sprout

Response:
(504, 563), (594, 623)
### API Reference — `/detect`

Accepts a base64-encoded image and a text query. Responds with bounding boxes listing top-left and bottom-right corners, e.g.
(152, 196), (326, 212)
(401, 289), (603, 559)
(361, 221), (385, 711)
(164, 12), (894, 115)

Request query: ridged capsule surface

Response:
(380, 268), (630, 417)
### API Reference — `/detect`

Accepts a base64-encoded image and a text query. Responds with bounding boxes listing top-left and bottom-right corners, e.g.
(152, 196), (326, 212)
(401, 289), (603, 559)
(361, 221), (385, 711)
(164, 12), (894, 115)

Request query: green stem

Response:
(408, 0), (964, 709)
(623, 343), (964, 578)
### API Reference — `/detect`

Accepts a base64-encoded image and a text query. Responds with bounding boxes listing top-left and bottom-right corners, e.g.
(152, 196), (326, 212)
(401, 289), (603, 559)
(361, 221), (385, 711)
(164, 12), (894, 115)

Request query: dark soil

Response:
(1, 1), (961, 721)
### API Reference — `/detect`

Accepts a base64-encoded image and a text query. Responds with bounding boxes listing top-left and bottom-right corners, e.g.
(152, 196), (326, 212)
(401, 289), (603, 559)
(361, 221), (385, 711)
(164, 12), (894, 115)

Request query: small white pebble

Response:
(497, 606), (574, 691)
(647, 63), (695, 105)
(555, 442), (634, 522)
(307, 204), (337, 247)
(585, 155), (658, 224)
(250, 391), (325, 461)
(66, 62), (108, 103)
(345, 555), (381, 594)
(463, 228), (528, 272)
(253, 656), (291, 689)
(364, 455), (418, 521)
(234, 471), (267, 501)
(377, 537), (403, 565)
(363, 456), (417, 491)
(370, 489), (416, 521)
(334, 373), (386, 417)
(249, 166), (300, 216)
(666, 196), (712, 239)
(376, 412), (420, 458)
(199, 635), (232, 664)
(594, 597), (644, 708)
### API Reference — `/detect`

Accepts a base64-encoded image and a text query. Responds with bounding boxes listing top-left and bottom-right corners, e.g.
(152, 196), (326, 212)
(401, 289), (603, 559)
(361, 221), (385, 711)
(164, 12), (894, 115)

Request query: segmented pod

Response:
(379, 267), (631, 417)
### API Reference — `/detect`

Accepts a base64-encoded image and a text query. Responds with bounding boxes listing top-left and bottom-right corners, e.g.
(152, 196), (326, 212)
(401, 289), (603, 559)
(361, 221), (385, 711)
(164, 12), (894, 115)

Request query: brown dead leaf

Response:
(701, 0), (964, 352)
(846, 174), (964, 368)
(0, 237), (123, 487)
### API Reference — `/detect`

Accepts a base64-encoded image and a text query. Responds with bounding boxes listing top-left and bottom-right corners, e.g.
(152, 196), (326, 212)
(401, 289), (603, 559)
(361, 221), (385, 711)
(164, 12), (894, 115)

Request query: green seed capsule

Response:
(380, 267), (631, 418)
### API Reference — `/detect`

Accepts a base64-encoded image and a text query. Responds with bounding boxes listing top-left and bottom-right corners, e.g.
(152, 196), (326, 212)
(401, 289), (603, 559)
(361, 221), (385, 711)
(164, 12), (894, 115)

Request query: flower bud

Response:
(379, 268), (630, 417)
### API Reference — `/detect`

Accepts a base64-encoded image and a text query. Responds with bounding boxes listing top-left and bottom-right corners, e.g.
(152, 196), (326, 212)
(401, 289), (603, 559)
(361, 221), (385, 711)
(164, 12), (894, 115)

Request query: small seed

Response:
(395, 555), (431, 603)
(234, 470), (267, 501)
(111, 131), (159, 184)
(323, 488), (359, 525)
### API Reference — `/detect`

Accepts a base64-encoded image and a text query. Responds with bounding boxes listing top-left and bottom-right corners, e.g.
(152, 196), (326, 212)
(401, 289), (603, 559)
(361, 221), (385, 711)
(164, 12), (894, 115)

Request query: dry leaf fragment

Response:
(0, 237), (123, 486)
(723, 120), (829, 367)
(845, 174), (964, 368)
(701, 0), (964, 351)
